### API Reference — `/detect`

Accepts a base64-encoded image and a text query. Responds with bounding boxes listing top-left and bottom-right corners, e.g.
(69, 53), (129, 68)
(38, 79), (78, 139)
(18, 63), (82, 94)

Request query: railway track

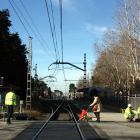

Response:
(13, 100), (85, 140)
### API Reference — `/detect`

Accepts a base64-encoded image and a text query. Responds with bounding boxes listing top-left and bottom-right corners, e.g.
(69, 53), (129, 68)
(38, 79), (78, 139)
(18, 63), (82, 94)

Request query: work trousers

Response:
(127, 116), (134, 122)
(7, 106), (13, 123)
(94, 112), (100, 122)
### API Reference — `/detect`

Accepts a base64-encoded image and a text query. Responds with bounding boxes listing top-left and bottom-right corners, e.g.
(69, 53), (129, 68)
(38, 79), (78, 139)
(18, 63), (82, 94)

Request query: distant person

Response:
(136, 107), (140, 122)
(77, 97), (78, 101)
(75, 96), (77, 100)
(90, 93), (102, 122)
(5, 88), (16, 124)
(124, 104), (135, 122)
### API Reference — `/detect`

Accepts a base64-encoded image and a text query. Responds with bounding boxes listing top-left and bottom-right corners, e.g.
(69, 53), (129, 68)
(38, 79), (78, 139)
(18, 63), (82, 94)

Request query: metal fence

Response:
(130, 97), (140, 110)
(100, 94), (140, 110)
(100, 93), (128, 109)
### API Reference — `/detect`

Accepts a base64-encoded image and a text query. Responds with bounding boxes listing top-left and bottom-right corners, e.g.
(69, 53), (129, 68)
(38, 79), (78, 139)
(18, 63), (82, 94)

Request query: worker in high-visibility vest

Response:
(5, 88), (16, 124)
(124, 104), (135, 122)
(137, 107), (140, 120)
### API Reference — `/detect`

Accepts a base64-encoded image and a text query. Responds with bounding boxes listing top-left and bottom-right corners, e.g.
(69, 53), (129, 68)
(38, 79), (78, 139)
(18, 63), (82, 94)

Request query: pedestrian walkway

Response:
(1, 100), (140, 140)
(74, 100), (140, 140)
(0, 119), (34, 140)
(74, 100), (140, 124)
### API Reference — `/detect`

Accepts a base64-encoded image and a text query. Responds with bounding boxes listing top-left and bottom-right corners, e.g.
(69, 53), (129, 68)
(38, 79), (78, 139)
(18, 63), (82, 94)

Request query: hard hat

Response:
(128, 104), (132, 107)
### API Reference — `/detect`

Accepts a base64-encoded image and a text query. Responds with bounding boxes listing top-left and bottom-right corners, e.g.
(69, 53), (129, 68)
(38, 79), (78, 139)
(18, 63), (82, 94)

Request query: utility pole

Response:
(83, 54), (87, 101)
(26, 37), (33, 110)
(48, 54), (87, 100)
(74, 84), (75, 102)
(34, 64), (38, 82)
(33, 64), (38, 98)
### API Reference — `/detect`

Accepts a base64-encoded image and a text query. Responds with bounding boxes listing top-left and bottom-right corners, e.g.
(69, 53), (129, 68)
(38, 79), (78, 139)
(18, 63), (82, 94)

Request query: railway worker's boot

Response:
(126, 118), (129, 122)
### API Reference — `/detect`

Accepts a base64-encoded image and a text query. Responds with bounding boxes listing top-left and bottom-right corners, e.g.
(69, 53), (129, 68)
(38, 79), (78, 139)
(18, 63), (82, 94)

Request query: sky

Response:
(0, 0), (118, 95)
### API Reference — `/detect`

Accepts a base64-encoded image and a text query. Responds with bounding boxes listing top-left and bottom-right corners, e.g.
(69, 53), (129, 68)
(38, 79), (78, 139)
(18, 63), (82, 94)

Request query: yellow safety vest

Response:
(124, 107), (134, 118)
(137, 107), (140, 119)
(5, 91), (16, 106)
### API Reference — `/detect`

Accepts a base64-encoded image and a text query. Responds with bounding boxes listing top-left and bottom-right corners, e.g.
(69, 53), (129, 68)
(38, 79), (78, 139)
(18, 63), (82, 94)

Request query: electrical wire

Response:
(10, 26), (26, 45)
(10, 0), (55, 62)
(8, 0), (30, 37)
(50, 0), (60, 61)
(45, 0), (59, 62)
(59, 0), (66, 94)
(59, 0), (63, 62)
(20, 0), (56, 60)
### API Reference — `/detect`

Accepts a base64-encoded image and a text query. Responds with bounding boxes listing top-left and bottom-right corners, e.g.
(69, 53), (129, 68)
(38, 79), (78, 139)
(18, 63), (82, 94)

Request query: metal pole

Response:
(3, 105), (5, 122)
(74, 84), (75, 103)
(83, 54), (87, 101)
(26, 37), (33, 110)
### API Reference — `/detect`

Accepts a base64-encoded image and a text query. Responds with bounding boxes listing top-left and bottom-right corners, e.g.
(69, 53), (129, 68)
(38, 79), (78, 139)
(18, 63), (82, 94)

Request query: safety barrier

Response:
(120, 108), (125, 114)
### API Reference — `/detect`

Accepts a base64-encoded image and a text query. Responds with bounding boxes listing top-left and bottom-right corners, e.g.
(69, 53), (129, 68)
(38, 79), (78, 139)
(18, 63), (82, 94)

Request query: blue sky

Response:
(0, 0), (118, 94)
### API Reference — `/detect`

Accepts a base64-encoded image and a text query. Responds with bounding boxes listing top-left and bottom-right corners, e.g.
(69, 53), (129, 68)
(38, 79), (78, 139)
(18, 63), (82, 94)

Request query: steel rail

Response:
(40, 100), (54, 115)
(44, 102), (54, 117)
(67, 101), (85, 140)
(52, 102), (73, 120)
(32, 101), (64, 140)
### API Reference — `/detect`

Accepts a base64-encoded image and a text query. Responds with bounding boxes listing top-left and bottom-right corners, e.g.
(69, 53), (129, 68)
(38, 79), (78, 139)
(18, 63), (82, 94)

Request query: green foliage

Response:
(34, 80), (48, 97)
(0, 9), (27, 99)
(69, 83), (75, 93)
(48, 87), (51, 97)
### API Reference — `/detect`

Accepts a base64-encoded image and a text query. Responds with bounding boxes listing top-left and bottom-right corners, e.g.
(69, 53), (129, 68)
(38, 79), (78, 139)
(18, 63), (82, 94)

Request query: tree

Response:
(93, 30), (130, 92)
(76, 76), (84, 90)
(48, 87), (51, 97)
(69, 83), (75, 93)
(89, 0), (140, 95)
(34, 80), (48, 97)
(0, 9), (27, 99)
(114, 0), (140, 92)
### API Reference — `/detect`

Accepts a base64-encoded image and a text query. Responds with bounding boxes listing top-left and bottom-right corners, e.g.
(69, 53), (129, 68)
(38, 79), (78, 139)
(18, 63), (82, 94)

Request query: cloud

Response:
(84, 23), (107, 35)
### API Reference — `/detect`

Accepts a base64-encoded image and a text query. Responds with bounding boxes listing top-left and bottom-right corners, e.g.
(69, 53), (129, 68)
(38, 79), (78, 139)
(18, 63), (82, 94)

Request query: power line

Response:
(59, 0), (63, 62)
(20, 0), (56, 60)
(8, 0), (30, 37)
(10, 0), (55, 62)
(50, 0), (60, 61)
(45, 0), (59, 62)
(59, 0), (66, 91)
(10, 26), (26, 45)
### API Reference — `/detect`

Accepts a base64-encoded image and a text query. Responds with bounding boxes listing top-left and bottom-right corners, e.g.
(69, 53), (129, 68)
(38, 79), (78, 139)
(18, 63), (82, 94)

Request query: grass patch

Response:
(22, 108), (42, 119)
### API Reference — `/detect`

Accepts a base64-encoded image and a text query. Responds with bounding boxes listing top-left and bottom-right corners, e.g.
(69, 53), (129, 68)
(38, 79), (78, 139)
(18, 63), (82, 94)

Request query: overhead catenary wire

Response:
(49, 0), (60, 61)
(20, 0), (56, 60)
(9, 0), (55, 62)
(45, 0), (59, 62)
(59, 0), (66, 94)
(9, 0), (66, 94)
(59, 0), (63, 62)
(10, 26), (26, 45)
(60, 0), (66, 94)
(8, 0), (30, 37)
